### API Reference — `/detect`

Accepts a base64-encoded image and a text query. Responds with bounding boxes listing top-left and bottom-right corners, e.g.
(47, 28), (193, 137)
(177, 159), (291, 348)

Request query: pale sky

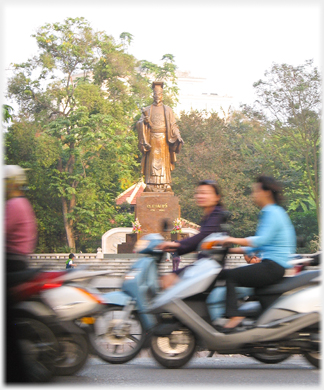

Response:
(1, 0), (323, 108)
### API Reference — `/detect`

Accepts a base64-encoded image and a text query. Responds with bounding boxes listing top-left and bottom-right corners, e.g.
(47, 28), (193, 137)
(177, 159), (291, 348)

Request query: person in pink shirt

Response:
(4, 165), (38, 382)
(4, 165), (37, 272)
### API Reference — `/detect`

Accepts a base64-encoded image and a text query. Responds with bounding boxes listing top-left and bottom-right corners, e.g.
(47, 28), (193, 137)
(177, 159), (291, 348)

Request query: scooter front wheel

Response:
(150, 328), (196, 368)
(89, 306), (145, 364)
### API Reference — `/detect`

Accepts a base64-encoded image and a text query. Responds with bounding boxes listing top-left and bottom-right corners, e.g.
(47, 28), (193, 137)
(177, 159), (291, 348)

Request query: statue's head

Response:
(152, 81), (164, 105)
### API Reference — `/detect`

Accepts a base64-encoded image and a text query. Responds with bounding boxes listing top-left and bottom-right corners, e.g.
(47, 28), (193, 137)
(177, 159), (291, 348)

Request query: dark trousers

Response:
(6, 254), (29, 382)
(217, 260), (285, 317)
(172, 256), (181, 272)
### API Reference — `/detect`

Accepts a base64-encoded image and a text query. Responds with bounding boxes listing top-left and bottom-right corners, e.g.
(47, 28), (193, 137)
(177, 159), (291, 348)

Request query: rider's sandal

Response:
(220, 316), (245, 333)
(214, 317), (246, 334)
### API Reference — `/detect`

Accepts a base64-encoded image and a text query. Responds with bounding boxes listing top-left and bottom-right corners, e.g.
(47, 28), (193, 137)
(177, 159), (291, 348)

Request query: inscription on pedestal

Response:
(135, 193), (180, 240)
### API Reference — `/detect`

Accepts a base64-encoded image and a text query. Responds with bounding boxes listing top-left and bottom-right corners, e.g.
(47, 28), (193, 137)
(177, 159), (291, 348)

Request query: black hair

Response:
(198, 180), (223, 206)
(69, 253), (75, 259)
(256, 175), (283, 205)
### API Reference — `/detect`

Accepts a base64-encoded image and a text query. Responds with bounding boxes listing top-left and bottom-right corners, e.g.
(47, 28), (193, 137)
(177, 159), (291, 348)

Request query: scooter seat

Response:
(7, 268), (43, 288)
(256, 270), (320, 296)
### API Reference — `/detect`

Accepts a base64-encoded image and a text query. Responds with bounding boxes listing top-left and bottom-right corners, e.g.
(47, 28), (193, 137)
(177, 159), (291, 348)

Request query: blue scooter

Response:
(87, 234), (163, 363)
(87, 233), (255, 364)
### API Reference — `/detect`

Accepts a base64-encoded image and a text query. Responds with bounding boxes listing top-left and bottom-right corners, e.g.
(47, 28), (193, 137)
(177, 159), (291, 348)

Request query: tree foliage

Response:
(242, 60), (321, 231)
(172, 105), (319, 252)
(5, 17), (178, 252)
(2, 104), (13, 124)
(4, 19), (320, 253)
(172, 110), (260, 238)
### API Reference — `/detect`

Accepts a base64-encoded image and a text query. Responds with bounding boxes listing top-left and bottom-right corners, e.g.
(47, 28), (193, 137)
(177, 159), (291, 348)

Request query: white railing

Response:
(28, 252), (316, 271)
(29, 253), (98, 260)
(28, 252), (245, 260)
(28, 252), (247, 270)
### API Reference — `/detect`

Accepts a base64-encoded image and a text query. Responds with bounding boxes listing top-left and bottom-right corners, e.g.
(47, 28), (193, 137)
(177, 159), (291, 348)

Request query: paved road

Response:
(54, 353), (320, 387)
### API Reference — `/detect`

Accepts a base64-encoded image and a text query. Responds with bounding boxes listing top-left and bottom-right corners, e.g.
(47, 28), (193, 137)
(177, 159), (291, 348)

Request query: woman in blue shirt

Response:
(218, 175), (296, 331)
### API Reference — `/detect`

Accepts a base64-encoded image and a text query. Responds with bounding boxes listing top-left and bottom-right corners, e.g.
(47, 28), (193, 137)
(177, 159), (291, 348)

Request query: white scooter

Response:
(11, 267), (112, 377)
(146, 233), (320, 369)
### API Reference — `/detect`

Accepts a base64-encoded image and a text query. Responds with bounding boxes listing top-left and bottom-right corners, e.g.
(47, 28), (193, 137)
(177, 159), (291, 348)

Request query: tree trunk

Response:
(62, 197), (76, 251)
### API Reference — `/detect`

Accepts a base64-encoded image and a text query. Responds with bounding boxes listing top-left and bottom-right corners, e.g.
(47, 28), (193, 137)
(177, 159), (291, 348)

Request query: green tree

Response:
(6, 17), (179, 251)
(172, 110), (260, 237)
(243, 60), (321, 232)
(2, 104), (13, 124)
(4, 118), (66, 252)
(119, 32), (133, 49)
(139, 54), (179, 108)
(173, 108), (318, 252)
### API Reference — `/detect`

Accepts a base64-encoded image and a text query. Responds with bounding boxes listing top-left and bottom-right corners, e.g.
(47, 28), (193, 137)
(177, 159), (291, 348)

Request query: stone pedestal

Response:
(117, 233), (138, 254)
(135, 192), (180, 240)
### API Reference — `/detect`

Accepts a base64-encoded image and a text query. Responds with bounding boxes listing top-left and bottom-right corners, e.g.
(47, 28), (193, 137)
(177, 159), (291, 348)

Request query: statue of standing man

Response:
(136, 82), (184, 192)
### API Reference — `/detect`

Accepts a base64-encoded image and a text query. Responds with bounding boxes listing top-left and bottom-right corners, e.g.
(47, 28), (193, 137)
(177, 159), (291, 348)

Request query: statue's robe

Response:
(136, 104), (182, 186)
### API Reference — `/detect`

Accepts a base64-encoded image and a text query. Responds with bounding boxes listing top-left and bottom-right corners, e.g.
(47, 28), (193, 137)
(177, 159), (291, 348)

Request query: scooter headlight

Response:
(200, 239), (222, 250)
(199, 233), (229, 251)
(133, 239), (149, 253)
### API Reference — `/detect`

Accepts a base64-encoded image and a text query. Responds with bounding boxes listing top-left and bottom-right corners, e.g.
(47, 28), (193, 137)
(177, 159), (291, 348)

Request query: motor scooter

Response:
(86, 231), (312, 366)
(86, 234), (164, 364)
(146, 233), (321, 369)
(290, 252), (321, 274)
(9, 267), (112, 377)
(86, 216), (232, 364)
(39, 267), (116, 374)
(8, 268), (65, 382)
(86, 233), (320, 367)
(87, 240), (221, 366)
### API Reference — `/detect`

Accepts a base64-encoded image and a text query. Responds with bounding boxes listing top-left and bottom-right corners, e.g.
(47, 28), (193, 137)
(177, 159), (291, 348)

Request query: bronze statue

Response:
(136, 82), (183, 192)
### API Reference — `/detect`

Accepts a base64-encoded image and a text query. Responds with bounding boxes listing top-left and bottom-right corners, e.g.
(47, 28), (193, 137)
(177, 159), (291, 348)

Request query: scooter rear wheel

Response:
(54, 334), (89, 376)
(16, 317), (59, 382)
(150, 328), (196, 368)
(303, 351), (320, 369)
(303, 327), (320, 369)
(89, 306), (145, 364)
(249, 350), (291, 364)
